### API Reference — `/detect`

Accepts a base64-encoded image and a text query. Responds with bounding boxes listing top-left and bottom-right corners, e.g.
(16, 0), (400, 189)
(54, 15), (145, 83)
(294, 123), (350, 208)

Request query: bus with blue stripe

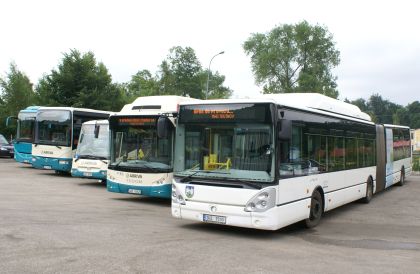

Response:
(10, 106), (41, 164)
(107, 96), (199, 198)
(32, 107), (111, 173)
(71, 120), (110, 181)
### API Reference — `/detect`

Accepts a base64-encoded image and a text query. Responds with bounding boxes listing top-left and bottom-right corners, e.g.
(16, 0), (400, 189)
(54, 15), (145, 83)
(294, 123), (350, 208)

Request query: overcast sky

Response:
(1, 0), (419, 105)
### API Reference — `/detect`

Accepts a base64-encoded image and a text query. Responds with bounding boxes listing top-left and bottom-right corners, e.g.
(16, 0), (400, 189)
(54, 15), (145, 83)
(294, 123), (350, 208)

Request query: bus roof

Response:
(383, 124), (410, 129)
(20, 106), (42, 113)
(37, 106), (111, 115)
(180, 93), (373, 124)
(115, 95), (200, 116)
(82, 120), (109, 126)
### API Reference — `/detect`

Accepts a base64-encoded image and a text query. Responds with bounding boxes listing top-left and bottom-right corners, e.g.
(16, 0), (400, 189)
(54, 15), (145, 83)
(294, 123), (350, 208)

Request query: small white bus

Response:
(71, 120), (110, 181)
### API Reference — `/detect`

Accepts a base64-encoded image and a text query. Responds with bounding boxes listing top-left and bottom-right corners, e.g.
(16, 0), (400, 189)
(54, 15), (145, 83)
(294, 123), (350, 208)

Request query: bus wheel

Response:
(362, 178), (373, 204)
(304, 190), (323, 228)
(397, 169), (405, 186)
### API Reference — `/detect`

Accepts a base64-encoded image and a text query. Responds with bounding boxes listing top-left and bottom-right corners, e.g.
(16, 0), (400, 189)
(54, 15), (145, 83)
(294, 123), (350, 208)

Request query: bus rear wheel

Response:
(397, 169), (405, 186)
(361, 178), (373, 204)
(304, 190), (323, 228)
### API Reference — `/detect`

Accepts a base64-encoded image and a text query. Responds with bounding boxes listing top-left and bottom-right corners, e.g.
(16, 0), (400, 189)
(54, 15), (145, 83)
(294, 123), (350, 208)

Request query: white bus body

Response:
(71, 120), (110, 181)
(107, 96), (199, 198)
(171, 93), (411, 230)
(32, 107), (111, 172)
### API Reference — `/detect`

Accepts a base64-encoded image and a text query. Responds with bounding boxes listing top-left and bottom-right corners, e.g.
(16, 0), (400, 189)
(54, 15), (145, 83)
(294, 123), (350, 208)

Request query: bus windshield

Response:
(76, 124), (109, 159)
(174, 103), (275, 183)
(17, 112), (36, 142)
(109, 116), (173, 173)
(36, 110), (72, 147)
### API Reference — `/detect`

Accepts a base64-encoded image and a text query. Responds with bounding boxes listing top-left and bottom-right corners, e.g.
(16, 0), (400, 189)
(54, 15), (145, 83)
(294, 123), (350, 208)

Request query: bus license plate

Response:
(203, 214), (226, 224)
(44, 166), (52, 170)
(128, 189), (141, 195)
(83, 172), (92, 177)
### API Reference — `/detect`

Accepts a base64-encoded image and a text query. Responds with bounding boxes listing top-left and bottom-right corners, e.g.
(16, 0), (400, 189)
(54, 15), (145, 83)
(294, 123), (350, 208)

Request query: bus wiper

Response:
(180, 170), (229, 183)
(75, 155), (108, 162)
(56, 146), (62, 149)
(225, 178), (263, 190)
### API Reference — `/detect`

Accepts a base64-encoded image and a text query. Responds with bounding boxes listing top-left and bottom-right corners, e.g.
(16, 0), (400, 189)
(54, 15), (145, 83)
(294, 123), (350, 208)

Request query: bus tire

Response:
(396, 168), (405, 186)
(361, 178), (373, 204)
(304, 190), (323, 228)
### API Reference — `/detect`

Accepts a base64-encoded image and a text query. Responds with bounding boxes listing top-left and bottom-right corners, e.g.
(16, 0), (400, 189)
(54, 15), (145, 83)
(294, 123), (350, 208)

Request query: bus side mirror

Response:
(157, 116), (171, 139)
(6, 116), (17, 127)
(94, 124), (100, 138)
(278, 120), (291, 140)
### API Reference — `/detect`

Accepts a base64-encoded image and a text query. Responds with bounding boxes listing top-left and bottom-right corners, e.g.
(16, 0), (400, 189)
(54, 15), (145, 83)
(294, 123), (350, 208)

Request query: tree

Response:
(243, 21), (340, 98)
(158, 46), (203, 98)
(155, 46), (232, 99)
(0, 63), (36, 137)
(199, 70), (233, 99)
(35, 49), (127, 111)
(127, 70), (159, 100)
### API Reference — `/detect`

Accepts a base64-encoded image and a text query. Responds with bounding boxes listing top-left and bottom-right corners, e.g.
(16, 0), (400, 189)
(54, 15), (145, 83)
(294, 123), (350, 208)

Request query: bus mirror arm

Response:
(278, 120), (292, 140)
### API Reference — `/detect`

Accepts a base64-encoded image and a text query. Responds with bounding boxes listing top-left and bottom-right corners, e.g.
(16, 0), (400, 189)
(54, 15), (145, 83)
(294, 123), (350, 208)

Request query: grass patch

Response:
(413, 154), (420, 172)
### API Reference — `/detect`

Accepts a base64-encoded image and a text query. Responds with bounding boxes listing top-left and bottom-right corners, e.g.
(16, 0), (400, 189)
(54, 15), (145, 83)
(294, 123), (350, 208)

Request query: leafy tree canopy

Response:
(35, 49), (126, 111)
(0, 63), (36, 136)
(128, 46), (232, 100)
(243, 20), (340, 98)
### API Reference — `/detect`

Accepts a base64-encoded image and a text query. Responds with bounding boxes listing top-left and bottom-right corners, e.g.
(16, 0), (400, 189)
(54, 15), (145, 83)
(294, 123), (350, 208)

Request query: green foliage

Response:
(0, 63), (36, 137)
(158, 46), (203, 98)
(35, 49), (127, 111)
(126, 46), (232, 100)
(199, 70), (233, 99)
(413, 154), (420, 172)
(349, 94), (420, 129)
(127, 70), (159, 100)
(243, 20), (340, 98)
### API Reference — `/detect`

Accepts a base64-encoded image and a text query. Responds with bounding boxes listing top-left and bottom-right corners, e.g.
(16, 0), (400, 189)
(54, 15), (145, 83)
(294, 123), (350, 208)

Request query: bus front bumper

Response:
(172, 199), (310, 231)
(14, 150), (32, 164)
(71, 169), (107, 180)
(107, 179), (171, 198)
(32, 156), (72, 172)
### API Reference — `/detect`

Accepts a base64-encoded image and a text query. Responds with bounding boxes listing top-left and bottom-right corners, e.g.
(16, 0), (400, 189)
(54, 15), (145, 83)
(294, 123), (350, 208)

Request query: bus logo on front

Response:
(185, 185), (194, 198)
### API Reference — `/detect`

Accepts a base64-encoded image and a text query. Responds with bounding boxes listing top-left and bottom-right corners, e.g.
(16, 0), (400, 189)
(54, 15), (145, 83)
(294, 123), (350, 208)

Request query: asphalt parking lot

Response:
(0, 158), (419, 273)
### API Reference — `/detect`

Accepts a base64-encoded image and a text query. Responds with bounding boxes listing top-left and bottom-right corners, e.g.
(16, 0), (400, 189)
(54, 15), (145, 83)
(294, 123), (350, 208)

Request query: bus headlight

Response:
(244, 188), (276, 212)
(172, 184), (186, 205)
(59, 160), (69, 165)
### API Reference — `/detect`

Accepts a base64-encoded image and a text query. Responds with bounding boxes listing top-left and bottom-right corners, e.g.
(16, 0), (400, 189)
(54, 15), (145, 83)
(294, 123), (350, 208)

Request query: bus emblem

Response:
(185, 185), (194, 198)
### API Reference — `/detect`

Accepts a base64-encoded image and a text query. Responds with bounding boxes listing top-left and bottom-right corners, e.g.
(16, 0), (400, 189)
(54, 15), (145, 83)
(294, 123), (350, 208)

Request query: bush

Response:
(413, 154), (420, 172)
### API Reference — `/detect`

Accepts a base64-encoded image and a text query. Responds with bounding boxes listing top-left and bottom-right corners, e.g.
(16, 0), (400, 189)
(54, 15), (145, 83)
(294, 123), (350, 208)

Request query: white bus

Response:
(32, 107), (111, 173)
(171, 93), (411, 230)
(71, 120), (110, 181)
(107, 96), (199, 198)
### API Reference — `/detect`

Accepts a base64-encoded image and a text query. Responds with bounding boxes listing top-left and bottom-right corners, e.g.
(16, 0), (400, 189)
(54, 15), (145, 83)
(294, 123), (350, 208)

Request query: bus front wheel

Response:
(304, 190), (323, 228)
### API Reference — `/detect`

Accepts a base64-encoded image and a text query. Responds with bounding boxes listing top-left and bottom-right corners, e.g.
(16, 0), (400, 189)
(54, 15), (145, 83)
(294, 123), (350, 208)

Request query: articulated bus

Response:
(7, 106), (41, 164)
(71, 120), (110, 181)
(171, 93), (411, 230)
(107, 96), (199, 198)
(32, 107), (111, 173)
